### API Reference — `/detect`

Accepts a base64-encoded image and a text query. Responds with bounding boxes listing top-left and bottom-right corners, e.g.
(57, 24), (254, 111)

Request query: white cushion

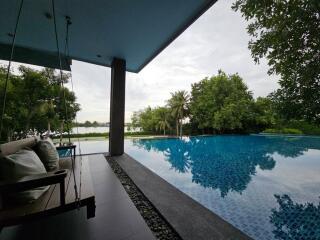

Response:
(0, 149), (49, 203)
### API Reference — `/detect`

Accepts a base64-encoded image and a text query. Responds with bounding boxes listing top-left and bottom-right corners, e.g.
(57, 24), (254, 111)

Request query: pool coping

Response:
(110, 153), (252, 240)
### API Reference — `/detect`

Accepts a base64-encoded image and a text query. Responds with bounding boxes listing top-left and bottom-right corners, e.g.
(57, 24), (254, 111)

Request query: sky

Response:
(3, 0), (279, 123)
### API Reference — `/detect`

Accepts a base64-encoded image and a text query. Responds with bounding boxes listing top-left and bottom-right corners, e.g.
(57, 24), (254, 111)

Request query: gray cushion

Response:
(0, 149), (49, 203)
(34, 138), (59, 171)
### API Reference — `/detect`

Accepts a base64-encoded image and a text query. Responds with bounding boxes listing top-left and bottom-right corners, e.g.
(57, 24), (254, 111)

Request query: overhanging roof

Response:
(0, 0), (217, 72)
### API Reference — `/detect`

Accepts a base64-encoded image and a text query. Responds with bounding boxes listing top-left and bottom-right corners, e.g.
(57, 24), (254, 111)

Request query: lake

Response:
(71, 126), (139, 134)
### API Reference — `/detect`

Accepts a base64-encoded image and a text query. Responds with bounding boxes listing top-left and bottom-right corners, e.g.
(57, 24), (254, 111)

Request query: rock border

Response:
(106, 157), (182, 240)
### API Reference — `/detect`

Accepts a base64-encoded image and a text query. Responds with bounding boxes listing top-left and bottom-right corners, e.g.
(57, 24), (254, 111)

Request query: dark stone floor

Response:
(107, 157), (181, 240)
(1, 154), (155, 240)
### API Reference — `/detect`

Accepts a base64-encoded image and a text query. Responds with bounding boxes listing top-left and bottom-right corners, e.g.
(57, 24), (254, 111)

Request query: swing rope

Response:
(64, 15), (84, 205)
(51, 0), (81, 205)
(51, 0), (71, 145)
(0, 0), (24, 140)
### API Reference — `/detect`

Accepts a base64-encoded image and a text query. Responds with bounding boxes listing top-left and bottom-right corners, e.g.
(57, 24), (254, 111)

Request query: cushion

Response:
(0, 137), (38, 158)
(0, 149), (49, 203)
(34, 138), (59, 171)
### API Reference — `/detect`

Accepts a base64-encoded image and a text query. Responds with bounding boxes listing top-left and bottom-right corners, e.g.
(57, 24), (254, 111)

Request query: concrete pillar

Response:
(109, 58), (126, 156)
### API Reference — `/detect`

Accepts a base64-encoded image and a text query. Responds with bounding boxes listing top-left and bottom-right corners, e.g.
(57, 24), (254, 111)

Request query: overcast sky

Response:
(4, 0), (279, 123)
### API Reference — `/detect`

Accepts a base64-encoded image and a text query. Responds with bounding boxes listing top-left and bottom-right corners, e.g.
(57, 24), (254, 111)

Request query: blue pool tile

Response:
(125, 135), (320, 240)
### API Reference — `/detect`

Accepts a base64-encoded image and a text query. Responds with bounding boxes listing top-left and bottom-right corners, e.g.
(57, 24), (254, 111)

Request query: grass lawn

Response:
(52, 134), (163, 143)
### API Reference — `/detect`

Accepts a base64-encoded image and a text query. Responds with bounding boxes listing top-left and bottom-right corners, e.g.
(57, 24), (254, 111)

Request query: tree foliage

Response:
(232, 0), (320, 123)
(131, 106), (174, 135)
(131, 71), (275, 135)
(167, 90), (189, 136)
(190, 71), (274, 133)
(0, 65), (80, 141)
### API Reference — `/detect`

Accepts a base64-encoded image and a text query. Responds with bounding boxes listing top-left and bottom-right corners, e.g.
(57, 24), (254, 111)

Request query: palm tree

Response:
(167, 90), (189, 137)
(155, 107), (170, 135)
(156, 118), (170, 135)
(41, 99), (56, 136)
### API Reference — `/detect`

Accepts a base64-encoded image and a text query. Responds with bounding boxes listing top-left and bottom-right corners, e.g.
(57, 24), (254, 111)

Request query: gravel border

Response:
(106, 157), (182, 240)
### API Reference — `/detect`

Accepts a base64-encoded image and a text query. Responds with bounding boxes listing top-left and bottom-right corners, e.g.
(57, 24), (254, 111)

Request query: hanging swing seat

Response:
(0, 137), (95, 227)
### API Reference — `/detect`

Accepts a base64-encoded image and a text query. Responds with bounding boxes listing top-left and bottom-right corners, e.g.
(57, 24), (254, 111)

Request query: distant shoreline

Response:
(52, 132), (160, 142)
(52, 131), (320, 143)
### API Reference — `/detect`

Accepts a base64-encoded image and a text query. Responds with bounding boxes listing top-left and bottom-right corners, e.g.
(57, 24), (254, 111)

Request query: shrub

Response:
(263, 128), (303, 135)
(282, 128), (303, 134)
(263, 128), (279, 134)
(52, 131), (151, 139)
(285, 120), (320, 135)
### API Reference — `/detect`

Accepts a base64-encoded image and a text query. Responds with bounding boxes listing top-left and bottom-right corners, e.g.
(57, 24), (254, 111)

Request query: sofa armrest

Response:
(0, 169), (68, 205)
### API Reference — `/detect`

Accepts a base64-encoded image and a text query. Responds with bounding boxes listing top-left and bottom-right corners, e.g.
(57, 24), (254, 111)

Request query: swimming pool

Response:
(124, 135), (320, 240)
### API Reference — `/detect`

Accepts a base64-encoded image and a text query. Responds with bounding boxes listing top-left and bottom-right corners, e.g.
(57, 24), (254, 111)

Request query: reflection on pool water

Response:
(123, 135), (320, 240)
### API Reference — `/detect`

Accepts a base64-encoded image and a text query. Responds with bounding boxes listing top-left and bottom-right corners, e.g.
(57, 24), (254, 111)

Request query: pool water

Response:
(57, 148), (73, 158)
(124, 135), (320, 240)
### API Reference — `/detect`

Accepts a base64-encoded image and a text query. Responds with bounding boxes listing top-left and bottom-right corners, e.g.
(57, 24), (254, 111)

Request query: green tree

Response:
(84, 121), (91, 127)
(131, 107), (156, 133)
(40, 67), (75, 137)
(167, 91), (189, 137)
(129, 111), (142, 131)
(0, 66), (25, 140)
(155, 107), (171, 135)
(130, 106), (173, 135)
(139, 107), (156, 133)
(189, 71), (254, 133)
(131, 71), (276, 135)
(16, 66), (50, 133)
(232, 0), (320, 123)
(0, 65), (80, 141)
(188, 79), (208, 132)
(252, 97), (276, 131)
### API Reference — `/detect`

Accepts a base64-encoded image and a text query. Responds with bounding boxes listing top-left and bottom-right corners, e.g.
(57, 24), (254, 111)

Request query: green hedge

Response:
(52, 131), (151, 139)
(263, 128), (303, 135)
(262, 120), (320, 135)
(284, 120), (320, 135)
